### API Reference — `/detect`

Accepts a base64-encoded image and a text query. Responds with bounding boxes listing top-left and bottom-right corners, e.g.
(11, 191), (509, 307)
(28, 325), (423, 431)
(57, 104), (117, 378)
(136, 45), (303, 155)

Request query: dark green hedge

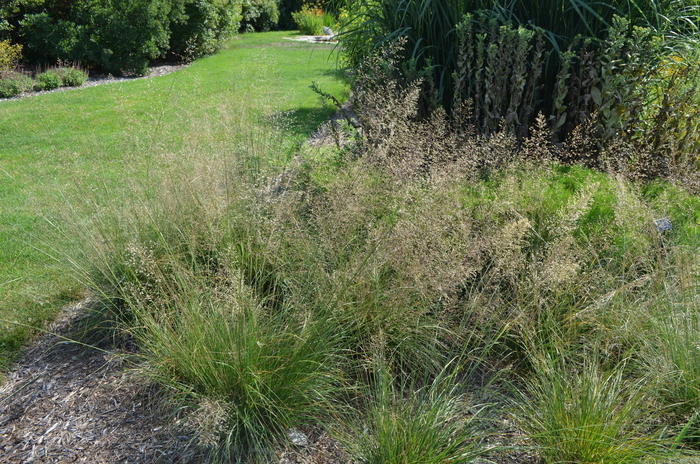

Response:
(6, 0), (242, 75)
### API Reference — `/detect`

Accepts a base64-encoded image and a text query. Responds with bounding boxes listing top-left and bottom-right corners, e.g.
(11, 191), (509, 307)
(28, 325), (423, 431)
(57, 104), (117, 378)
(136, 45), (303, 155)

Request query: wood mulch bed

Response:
(0, 302), (194, 463)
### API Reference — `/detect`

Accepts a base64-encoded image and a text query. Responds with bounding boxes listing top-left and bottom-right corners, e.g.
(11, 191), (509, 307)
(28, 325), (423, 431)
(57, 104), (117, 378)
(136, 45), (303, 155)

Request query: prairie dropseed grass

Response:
(339, 357), (497, 464)
(516, 347), (664, 464)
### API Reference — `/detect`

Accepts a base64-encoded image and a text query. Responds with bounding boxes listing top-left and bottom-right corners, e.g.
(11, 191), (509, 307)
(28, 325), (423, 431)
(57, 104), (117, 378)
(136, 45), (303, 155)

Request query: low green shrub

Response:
(34, 69), (62, 90)
(0, 71), (33, 97)
(57, 66), (88, 87)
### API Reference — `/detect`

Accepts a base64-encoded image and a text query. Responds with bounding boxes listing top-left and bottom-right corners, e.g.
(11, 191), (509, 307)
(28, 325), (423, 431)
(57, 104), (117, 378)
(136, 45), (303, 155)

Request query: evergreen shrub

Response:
(12, 0), (243, 75)
(240, 0), (280, 32)
(168, 0), (242, 60)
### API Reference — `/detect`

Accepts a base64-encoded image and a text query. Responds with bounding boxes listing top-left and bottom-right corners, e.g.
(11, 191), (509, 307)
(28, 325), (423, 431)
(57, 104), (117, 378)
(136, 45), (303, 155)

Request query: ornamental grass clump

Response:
(338, 359), (496, 464)
(635, 241), (700, 427)
(47, 97), (338, 461)
(291, 2), (335, 35)
(131, 267), (345, 462)
(646, 308), (700, 420)
(66, 183), (346, 461)
(515, 348), (664, 464)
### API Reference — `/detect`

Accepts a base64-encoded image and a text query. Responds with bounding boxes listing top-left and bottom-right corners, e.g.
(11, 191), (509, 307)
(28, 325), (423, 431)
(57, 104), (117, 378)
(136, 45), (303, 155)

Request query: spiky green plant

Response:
(338, 0), (699, 97)
(339, 358), (496, 464)
(516, 347), (664, 464)
(132, 273), (345, 462)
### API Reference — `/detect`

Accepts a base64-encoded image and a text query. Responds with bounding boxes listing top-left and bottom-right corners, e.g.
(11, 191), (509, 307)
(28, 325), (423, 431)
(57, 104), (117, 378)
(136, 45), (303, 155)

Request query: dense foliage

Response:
(291, 3), (335, 35)
(169, 0), (242, 59)
(338, 1), (699, 126)
(240, 0), (280, 31)
(1, 0), (242, 75)
(338, 0), (699, 103)
(335, 0), (700, 182)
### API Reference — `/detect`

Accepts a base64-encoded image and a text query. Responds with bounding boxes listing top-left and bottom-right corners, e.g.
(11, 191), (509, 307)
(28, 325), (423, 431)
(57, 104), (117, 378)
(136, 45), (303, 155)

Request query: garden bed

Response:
(1, 63), (188, 101)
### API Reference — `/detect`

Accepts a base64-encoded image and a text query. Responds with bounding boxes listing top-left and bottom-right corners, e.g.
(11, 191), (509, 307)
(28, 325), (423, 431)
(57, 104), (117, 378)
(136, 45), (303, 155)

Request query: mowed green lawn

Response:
(0, 31), (348, 371)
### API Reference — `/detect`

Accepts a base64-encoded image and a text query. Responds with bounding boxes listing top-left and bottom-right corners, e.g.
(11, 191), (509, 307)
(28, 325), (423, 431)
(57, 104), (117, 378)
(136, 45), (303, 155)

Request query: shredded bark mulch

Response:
(0, 302), (194, 463)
